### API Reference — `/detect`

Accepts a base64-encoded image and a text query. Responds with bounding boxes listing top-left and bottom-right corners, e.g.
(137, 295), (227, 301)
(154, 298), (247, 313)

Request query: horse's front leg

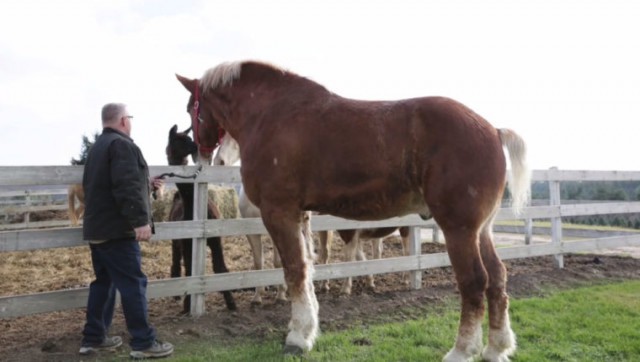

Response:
(261, 206), (319, 355)
(208, 236), (237, 311)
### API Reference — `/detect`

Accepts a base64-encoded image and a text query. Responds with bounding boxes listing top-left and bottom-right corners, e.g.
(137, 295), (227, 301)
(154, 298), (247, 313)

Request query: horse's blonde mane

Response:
(201, 60), (288, 92)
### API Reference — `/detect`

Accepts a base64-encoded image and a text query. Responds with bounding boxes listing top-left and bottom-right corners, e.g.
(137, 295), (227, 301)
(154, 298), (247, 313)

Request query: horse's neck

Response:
(176, 183), (195, 220)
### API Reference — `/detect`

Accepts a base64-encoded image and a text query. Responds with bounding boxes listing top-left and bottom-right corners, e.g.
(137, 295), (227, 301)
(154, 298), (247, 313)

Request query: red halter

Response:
(190, 80), (225, 157)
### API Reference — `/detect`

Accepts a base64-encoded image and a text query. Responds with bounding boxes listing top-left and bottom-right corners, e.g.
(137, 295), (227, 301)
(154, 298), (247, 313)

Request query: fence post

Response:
(190, 181), (208, 316)
(24, 191), (31, 227)
(408, 226), (422, 290)
(524, 218), (533, 245)
(432, 225), (441, 243)
(548, 167), (564, 268)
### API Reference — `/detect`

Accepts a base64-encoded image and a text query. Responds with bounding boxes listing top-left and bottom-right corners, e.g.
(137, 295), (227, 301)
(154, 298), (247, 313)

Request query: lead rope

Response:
(152, 164), (203, 199)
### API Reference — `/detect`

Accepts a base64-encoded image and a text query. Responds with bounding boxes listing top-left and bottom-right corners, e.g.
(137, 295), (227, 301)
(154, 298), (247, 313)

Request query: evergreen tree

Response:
(70, 132), (99, 165)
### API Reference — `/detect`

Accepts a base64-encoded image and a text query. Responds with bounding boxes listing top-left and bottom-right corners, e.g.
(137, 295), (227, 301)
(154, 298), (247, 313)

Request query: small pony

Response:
(166, 124), (236, 313)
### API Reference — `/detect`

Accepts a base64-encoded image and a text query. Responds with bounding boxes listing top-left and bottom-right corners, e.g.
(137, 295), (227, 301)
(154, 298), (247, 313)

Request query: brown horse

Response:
(176, 61), (530, 361)
(67, 184), (84, 226)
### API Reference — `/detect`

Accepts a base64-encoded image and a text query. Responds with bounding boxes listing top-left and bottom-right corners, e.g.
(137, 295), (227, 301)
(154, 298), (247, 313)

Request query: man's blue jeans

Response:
(81, 238), (156, 350)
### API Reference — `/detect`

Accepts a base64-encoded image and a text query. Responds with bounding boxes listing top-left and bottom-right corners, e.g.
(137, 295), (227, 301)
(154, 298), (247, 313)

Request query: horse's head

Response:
(213, 132), (240, 166)
(176, 62), (252, 161)
(166, 124), (198, 166)
(176, 73), (227, 165)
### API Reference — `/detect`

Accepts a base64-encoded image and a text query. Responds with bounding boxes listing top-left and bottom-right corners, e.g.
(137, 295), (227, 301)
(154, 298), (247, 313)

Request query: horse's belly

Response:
(308, 190), (428, 221)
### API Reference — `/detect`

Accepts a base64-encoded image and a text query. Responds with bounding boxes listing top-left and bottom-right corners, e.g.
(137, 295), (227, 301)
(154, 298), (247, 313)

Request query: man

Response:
(79, 103), (173, 359)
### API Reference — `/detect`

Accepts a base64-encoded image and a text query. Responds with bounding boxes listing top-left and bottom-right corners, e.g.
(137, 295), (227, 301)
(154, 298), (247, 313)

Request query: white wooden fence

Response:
(1, 165), (640, 319)
(0, 188), (70, 230)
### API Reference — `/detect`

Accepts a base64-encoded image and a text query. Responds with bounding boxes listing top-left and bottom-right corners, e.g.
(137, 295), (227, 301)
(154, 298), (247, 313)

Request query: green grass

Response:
(163, 281), (640, 361)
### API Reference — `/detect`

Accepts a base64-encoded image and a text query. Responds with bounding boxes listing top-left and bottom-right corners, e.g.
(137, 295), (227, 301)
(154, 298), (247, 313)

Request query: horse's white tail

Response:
(499, 128), (531, 215)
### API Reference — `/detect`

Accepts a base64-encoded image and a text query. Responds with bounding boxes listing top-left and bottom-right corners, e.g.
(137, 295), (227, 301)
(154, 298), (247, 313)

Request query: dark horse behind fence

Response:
(165, 125), (236, 313)
(176, 60), (530, 362)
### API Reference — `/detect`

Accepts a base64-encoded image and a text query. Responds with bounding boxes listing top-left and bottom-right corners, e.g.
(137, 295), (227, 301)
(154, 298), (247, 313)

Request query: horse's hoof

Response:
(250, 299), (263, 307)
(283, 344), (304, 356)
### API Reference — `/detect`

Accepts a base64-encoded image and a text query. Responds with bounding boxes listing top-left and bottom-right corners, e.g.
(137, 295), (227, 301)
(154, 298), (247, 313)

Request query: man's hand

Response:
(150, 176), (165, 192)
(150, 176), (165, 199)
(134, 224), (152, 242)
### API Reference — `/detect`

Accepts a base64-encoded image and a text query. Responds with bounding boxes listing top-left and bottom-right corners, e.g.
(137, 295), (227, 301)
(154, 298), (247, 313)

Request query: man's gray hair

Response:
(101, 103), (127, 124)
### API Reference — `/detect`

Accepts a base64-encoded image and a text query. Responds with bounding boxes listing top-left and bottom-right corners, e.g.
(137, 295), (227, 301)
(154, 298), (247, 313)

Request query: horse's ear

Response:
(170, 124), (178, 139)
(176, 74), (197, 94)
(183, 126), (192, 134)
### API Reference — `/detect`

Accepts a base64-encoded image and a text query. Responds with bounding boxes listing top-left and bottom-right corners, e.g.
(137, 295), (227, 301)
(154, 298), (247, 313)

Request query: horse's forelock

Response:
(201, 61), (243, 92)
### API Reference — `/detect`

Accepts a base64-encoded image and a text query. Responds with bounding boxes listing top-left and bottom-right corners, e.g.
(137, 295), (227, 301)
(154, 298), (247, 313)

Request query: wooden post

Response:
(24, 191), (31, 227)
(432, 225), (441, 243)
(524, 218), (533, 245)
(190, 181), (208, 316)
(408, 226), (422, 290)
(549, 167), (564, 268)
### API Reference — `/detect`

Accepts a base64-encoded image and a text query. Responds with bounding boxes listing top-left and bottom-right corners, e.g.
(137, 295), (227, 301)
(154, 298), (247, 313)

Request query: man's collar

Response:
(103, 127), (133, 142)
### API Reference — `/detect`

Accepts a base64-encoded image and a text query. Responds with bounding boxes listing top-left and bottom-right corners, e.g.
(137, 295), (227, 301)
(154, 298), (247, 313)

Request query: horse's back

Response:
(242, 95), (507, 223)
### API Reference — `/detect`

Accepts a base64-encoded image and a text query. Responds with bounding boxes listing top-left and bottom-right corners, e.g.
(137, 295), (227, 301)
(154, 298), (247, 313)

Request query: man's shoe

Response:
(130, 340), (174, 359)
(79, 335), (123, 355)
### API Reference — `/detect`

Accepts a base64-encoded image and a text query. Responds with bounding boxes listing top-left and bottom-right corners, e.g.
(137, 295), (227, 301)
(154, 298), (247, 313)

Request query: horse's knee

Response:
(283, 261), (310, 296)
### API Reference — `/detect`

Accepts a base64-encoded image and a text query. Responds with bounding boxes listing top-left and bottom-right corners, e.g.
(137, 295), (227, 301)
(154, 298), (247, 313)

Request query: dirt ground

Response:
(2, 229), (640, 362)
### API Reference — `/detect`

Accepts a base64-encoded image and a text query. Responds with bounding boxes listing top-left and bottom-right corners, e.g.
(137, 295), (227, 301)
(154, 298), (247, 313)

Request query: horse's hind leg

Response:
(67, 190), (78, 226)
(272, 244), (288, 302)
(317, 230), (333, 292)
(340, 231), (359, 295)
(182, 240), (193, 314)
(479, 222), (516, 361)
(261, 207), (319, 354)
(399, 227), (410, 285)
(246, 234), (266, 304)
(77, 203), (85, 221)
(170, 240), (182, 278)
(363, 237), (381, 290)
(442, 228), (487, 362)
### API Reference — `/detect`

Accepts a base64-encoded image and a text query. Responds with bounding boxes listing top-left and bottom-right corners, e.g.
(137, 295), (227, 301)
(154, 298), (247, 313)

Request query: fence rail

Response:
(1, 166), (640, 318)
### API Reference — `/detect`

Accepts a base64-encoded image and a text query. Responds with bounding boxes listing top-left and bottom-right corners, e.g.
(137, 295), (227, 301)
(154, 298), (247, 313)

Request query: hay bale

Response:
(208, 185), (239, 219)
(151, 189), (176, 222)
(151, 185), (239, 222)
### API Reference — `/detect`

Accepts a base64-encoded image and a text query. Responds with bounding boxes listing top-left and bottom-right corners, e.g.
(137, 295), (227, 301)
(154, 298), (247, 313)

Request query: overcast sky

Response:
(1, 0), (638, 171)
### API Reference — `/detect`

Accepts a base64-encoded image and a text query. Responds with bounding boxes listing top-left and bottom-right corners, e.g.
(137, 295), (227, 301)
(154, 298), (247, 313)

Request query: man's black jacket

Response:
(82, 128), (154, 241)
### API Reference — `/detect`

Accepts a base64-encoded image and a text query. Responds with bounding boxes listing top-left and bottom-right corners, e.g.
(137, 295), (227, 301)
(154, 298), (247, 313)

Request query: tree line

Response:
(530, 181), (640, 229)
